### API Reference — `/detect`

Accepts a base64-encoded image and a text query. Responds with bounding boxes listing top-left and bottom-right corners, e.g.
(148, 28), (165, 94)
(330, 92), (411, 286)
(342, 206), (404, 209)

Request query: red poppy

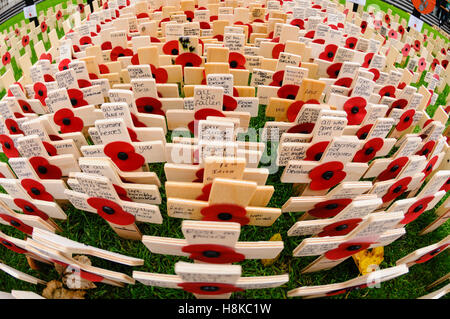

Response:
(113, 184), (132, 202)
(382, 176), (412, 203)
(312, 39), (325, 44)
(399, 195), (435, 225)
(101, 41), (112, 50)
(398, 25), (405, 36)
(277, 84), (299, 100)
(290, 19), (305, 29)
(0, 134), (20, 158)
(379, 85), (396, 99)
(78, 3), (85, 13)
(56, 10), (62, 20)
(67, 89), (88, 108)
(175, 52), (202, 68)
(362, 52), (374, 68)
(309, 161), (346, 191)
(5, 119), (24, 135)
(110, 46), (133, 61)
(77, 79), (91, 88)
(304, 141), (330, 161)
(318, 218), (363, 237)
(150, 64), (168, 84)
(58, 58), (71, 71)
(343, 97), (367, 125)
(199, 21), (211, 29)
(352, 138), (384, 163)
(286, 99), (320, 122)
(222, 95), (237, 111)
(442, 60), (448, 69)
(389, 99), (408, 115)
(334, 77), (352, 88)
(0, 214), (33, 235)
(33, 82), (47, 105)
(22, 35), (30, 47)
(14, 198), (49, 220)
(326, 63), (342, 79)
(29, 156), (62, 180)
(421, 155), (439, 181)
(304, 30), (315, 38)
(270, 70), (284, 86)
(360, 21), (368, 33)
(402, 44), (411, 57)
(413, 40), (420, 51)
(182, 244), (245, 264)
(415, 140), (435, 158)
(228, 52), (246, 69)
(396, 109), (415, 131)
(21, 179), (54, 202)
(131, 113), (147, 128)
(431, 58), (440, 71)
(201, 203), (250, 225)
(135, 97), (164, 115)
(325, 242), (372, 260)
(53, 108), (84, 133)
(87, 197), (135, 225)
(308, 198), (353, 219)
(363, 69), (378, 83)
(0, 237), (27, 254)
(414, 244), (450, 264)
(440, 177), (450, 192)
(388, 29), (398, 39)
(2, 52), (10, 66)
(213, 34), (224, 41)
(286, 122), (315, 134)
(318, 44), (338, 62)
(79, 36), (92, 46)
(356, 124), (373, 140)
(345, 37), (358, 49)
(271, 43), (285, 59)
(384, 14), (390, 24)
(178, 282), (244, 295)
(104, 141), (145, 172)
(99, 64), (110, 74)
(14, 28), (20, 36)
(136, 12), (149, 19)
(162, 40), (179, 55)
(42, 141), (57, 156)
(441, 48), (447, 55)
(377, 157), (409, 181)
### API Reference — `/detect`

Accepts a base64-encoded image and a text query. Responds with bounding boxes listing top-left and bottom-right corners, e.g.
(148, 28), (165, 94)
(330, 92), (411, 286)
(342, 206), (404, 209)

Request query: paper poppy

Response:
(5, 119), (24, 135)
(398, 25), (405, 36)
(0, 237), (27, 254)
(72, 45), (80, 53)
(21, 179), (54, 202)
(352, 138), (384, 163)
(388, 29), (398, 39)
(277, 84), (299, 100)
(401, 43), (411, 57)
(2, 52), (10, 66)
(53, 108), (84, 133)
(42, 141), (57, 156)
(356, 124), (373, 140)
(367, 68), (380, 82)
(318, 44), (338, 62)
(101, 41), (112, 50)
(77, 79), (91, 88)
(0, 214), (33, 235)
(286, 99), (319, 122)
(40, 21), (48, 33)
(422, 156), (439, 181)
(14, 198), (49, 221)
(178, 282), (244, 295)
(343, 97), (367, 125)
(304, 141), (330, 161)
(136, 12), (149, 19)
(362, 52), (374, 68)
(431, 58), (440, 71)
(397, 82), (407, 91)
(67, 89), (88, 108)
(396, 109), (415, 132)
(199, 21), (211, 29)
(312, 39), (325, 44)
(135, 97), (164, 116)
(286, 122), (315, 134)
(222, 95), (237, 111)
(175, 52), (202, 68)
(110, 46), (133, 61)
(22, 35), (29, 47)
(440, 178), (450, 192)
(325, 242), (372, 260)
(334, 77), (353, 88)
(399, 195), (435, 225)
(382, 176), (412, 203)
(0, 134), (20, 158)
(360, 21), (367, 33)
(99, 64), (110, 74)
(56, 10), (62, 20)
(58, 58), (71, 71)
(442, 60), (448, 69)
(79, 36), (92, 46)
(113, 184), (132, 202)
(181, 244), (245, 264)
(309, 161), (346, 191)
(33, 82), (47, 105)
(29, 156), (62, 180)
(78, 3), (85, 13)
(413, 40), (420, 51)
(150, 64), (168, 84)
(304, 30), (315, 38)
(415, 140), (435, 158)
(345, 37), (358, 49)
(162, 40), (179, 55)
(201, 203), (250, 226)
(377, 157), (409, 181)
(326, 63), (342, 79)
(290, 19), (305, 29)
(131, 113), (147, 128)
(318, 218), (363, 237)
(39, 53), (52, 63)
(441, 48), (447, 55)
(104, 141), (145, 172)
(378, 85), (396, 99)
(228, 52), (246, 69)
(414, 244), (450, 264)
(270, 70), (285, 86)
(87, 197), (135, 225)
(14, 28), (19, 36)
(307, 198), (352, 219)
(271, 43), (285, 59)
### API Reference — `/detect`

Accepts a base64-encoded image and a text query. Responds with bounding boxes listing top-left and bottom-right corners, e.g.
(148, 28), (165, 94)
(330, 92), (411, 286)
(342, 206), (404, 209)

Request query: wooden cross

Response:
(396, 235), (450, 268)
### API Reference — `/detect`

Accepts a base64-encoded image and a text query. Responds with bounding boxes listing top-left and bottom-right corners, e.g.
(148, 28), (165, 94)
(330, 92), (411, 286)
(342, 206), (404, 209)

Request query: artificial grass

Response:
(0, 0), (449, 299)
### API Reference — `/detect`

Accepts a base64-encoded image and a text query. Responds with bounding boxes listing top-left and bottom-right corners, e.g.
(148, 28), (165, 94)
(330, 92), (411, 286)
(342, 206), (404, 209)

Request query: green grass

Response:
(0, 0), (449, 300)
